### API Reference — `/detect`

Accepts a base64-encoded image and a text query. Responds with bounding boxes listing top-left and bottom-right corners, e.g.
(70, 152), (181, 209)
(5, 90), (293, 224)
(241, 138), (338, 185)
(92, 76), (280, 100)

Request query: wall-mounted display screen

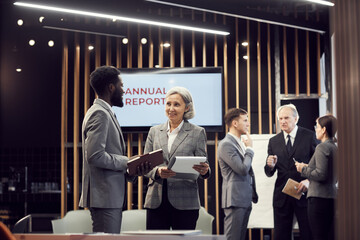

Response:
(113, 67), (223, 132)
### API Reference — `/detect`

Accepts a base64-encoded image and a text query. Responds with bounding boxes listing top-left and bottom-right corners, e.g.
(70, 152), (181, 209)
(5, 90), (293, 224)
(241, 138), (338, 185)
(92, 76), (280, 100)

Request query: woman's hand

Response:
(296, 179), (309, 194)
(157, 166), (176, 179)
(193, 162), (209, 175)
(295, 161), (308, 173)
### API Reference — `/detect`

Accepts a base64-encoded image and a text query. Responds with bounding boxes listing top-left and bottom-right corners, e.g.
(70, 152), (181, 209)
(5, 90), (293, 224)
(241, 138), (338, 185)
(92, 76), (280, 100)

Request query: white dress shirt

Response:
(283, 125), (298, 146)
(167, 120), (184, 152)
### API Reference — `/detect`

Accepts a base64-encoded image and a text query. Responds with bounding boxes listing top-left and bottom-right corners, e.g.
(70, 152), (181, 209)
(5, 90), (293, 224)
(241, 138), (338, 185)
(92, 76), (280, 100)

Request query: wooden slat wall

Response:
(295, 29), (299, 96)
(202, 12), (209, 212)
(61, 31), (68, 218)
(60, 9), (327, 239)
(213, 14), (220, 236)
(283, 27), (288, 96)
(126, 24), (133, 210)
(137, 24), (144, 210)
(73, 33), (80, 210)
(257, 22), (262, 134)
(235, 18), (240, 108)
(306, 31), (310, 96)
(246, 20), (251, 132)
(333, 0), (360, 239)
(267, 24), (273, 134)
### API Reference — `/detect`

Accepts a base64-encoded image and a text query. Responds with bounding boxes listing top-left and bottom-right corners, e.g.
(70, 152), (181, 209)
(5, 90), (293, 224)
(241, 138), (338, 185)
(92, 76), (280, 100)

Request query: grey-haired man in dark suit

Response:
(265, 104), (317, 240)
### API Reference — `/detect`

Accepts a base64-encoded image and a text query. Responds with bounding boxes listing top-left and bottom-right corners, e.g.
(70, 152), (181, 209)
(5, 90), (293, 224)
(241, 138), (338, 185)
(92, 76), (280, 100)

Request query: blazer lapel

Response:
(287, 128), (304, 158)
(95, 99), (126, 152)
(158, 123), (170, 162)
(291, 128), (303, 154)
(227, 134), (244, 157)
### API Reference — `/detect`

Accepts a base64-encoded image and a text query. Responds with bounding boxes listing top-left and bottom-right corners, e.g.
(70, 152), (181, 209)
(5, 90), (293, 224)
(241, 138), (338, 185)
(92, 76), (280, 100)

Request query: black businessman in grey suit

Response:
(79, 66), (151, 233)
(218, 108), (258, 240)
(264, 104), (317, 240)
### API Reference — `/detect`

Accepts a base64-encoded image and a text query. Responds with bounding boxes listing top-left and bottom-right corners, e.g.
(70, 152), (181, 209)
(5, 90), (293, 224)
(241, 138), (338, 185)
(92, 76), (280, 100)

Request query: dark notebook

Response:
(127, 149), (163, 176)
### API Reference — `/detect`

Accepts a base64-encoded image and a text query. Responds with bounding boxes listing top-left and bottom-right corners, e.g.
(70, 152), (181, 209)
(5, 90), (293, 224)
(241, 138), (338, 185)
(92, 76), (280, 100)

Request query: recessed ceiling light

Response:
(243, 55), (248, 60)
(88, 45), (94, 50)
(29, 39), (35, 46)
(39, 16), (45, 22)
(17, 19), (23, 26)
(241, 42), (248, 47)
(141, 38), (147, 45)
(16, 67), (22, 72)
(163, 42), (170, 48)
(122, 38), (128, 45)
(48, 40), (54, 47)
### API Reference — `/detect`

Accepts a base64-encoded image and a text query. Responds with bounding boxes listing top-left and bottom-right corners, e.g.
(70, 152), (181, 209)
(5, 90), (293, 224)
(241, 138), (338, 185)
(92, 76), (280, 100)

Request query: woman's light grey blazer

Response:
(144, 121), (210, 210)
(301, 139), (337, 199)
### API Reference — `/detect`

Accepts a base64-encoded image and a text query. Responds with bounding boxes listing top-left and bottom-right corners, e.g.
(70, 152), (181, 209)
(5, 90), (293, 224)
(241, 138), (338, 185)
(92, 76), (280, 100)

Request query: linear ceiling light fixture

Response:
(146, 0), (328, 34)
(13, 2), (230, 35)
(304, 0), (334, 7)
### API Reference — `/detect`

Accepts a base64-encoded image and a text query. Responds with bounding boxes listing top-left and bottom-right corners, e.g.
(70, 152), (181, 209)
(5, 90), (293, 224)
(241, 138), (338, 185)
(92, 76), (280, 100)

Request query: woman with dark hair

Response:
(295, 114), (338, 240)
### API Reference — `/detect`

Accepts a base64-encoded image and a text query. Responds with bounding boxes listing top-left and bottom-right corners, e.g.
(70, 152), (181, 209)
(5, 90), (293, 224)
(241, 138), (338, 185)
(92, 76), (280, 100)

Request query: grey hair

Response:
(166, 86), (195, 120)
(277, 103), (299, 123)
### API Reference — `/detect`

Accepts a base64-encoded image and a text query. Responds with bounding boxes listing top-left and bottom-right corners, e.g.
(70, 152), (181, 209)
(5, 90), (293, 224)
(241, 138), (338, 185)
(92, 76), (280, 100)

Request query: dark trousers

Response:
(307, 197), (335, 240)
(90, 207), (122, 233)
(224, 206), (252, 240)
(274, 197), (312, 240)
(146, 180), (199, 230)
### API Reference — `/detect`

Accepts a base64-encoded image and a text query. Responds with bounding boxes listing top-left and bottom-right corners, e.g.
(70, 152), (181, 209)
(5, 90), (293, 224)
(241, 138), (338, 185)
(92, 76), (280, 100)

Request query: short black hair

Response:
(90, 66), (121, 96)
(224, 108), (247, 128)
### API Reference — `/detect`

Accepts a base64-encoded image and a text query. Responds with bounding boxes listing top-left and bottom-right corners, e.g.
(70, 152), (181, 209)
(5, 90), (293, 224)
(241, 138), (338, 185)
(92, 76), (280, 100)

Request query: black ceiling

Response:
(13, 0), (330, 33)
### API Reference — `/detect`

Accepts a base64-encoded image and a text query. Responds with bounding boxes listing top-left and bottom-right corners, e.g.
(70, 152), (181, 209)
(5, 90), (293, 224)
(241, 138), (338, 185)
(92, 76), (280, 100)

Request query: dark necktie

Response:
(286, 134), (292, 154)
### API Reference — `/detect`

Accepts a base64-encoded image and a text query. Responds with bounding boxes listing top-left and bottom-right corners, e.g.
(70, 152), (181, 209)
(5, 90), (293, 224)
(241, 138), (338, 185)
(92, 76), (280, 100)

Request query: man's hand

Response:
(157, 166), (176, 179)
(242, 131), (253, 148)
(134, 162), (153, 176)
(267, 155), (278, 169)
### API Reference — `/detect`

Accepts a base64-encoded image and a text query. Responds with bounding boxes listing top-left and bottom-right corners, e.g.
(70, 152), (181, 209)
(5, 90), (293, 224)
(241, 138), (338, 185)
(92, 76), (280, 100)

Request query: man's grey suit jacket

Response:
(79, 99), (129, 209)
(144, 121), (210, 210)
(218, 134), (255, 208)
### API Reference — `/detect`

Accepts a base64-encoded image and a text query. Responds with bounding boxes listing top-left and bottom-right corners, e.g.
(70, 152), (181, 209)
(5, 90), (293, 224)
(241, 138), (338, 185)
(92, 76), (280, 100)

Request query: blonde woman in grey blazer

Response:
(296, 115), (338, 240)
(144, 86), (211, 230)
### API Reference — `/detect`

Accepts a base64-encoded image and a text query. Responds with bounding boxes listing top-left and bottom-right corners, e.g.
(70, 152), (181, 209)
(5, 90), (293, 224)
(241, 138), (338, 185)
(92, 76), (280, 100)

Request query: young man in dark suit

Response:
(264, 104), (317, 240)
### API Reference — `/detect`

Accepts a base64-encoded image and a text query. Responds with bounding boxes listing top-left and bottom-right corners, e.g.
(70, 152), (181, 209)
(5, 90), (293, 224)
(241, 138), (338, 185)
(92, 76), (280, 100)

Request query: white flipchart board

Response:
(247, 134), (276, 228)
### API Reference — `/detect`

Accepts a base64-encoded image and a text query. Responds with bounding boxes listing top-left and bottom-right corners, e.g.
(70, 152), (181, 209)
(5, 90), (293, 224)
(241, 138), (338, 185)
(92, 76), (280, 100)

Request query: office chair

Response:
(12, 215), (31, 233)
(51, 210), (92, 233)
